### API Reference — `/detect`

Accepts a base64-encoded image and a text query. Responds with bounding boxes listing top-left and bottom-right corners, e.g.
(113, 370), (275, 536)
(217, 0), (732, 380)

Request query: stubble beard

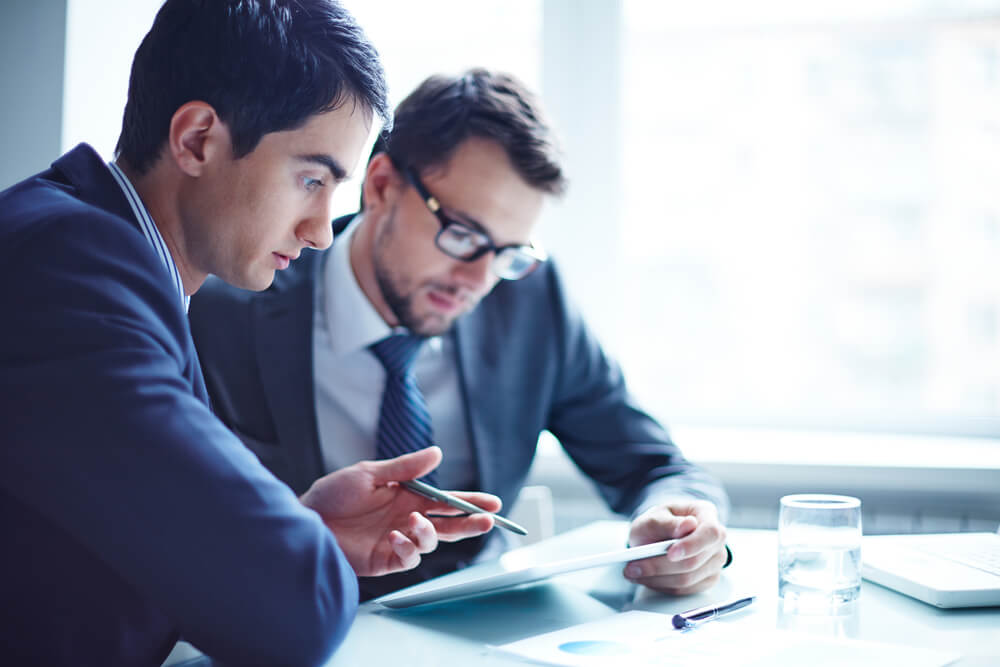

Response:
(373, 208), (454, 338)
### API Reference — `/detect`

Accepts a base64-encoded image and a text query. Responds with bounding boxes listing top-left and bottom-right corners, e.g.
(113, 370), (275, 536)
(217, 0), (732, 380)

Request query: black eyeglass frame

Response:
(389, 157), (547, 280)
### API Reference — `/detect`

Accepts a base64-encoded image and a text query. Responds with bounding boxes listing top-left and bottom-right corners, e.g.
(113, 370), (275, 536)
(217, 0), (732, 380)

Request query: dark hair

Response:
(116, 0), (390, 174)
(376, 68), (566, 196)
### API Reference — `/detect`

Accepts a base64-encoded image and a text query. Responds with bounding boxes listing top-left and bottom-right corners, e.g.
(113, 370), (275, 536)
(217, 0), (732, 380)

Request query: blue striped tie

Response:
(370, 334), (438, 486)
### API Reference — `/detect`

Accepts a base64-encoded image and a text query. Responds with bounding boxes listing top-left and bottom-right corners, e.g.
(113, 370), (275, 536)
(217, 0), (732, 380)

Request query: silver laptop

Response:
(862, 526), (1000, 608)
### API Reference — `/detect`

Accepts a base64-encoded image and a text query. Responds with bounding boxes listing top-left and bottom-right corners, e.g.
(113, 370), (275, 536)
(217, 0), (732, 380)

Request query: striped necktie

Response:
(370, 333), (437, 486)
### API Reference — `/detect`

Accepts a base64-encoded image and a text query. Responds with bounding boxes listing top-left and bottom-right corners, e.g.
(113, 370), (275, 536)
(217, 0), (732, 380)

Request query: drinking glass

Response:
(778, 494), (862, 612)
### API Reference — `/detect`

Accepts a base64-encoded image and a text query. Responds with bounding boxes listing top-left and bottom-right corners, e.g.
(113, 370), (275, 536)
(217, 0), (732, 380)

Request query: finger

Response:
(428, 513), (495, 542)
(362, 530), (419, 577)
(661, 499), (712, 518)
(625, 553), (700, 579)
(419, 491), (502, 516)
(625, 541), (722, 580)
(630, 510), (699, 548)
(401, 511), (438, 554)
(638, 500), (719, 530)
(625, 545), (728, 585)
(368, 446), (442, 485)
(387, 530), (422, 572)
(668, 521), (727, 564)
(449, 491), (502, 513)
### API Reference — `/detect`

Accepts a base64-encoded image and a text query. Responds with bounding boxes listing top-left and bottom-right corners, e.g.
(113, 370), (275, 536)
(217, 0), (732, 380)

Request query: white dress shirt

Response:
(312, 216), (477, 490)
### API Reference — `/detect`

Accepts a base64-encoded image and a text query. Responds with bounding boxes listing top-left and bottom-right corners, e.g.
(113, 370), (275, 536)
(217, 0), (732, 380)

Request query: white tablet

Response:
(372, 538), (676, 609)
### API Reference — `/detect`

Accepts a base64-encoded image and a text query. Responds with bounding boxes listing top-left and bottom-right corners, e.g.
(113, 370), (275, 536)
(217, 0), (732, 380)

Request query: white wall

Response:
(0, 0), (67, 189)
(0, 0), (161, 187)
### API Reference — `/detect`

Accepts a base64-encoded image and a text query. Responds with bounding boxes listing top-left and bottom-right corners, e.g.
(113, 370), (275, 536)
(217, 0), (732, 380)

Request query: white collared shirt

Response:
(312, 216), (476, 489)
(106, 161), (189, 312)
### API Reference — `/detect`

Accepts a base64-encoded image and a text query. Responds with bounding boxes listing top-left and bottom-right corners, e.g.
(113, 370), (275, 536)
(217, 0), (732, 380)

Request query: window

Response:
(333, 0), (541, 215)
(612, 1), (1000, 437)
(63, 0), (542, 220)
(60, 0), (1000, 439)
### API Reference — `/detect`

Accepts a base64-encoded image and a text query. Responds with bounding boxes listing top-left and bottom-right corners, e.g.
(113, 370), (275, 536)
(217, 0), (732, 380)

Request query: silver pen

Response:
(671, 595), (756, 629)
(401, 478), (528, 536)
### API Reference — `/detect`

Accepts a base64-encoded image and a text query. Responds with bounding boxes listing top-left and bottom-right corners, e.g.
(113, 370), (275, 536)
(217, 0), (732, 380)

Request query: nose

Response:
(296, 194), (336, 251)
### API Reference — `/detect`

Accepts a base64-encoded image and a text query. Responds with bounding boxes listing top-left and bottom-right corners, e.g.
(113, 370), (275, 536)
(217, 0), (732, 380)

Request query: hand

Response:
(299, 446), (502, 577)
(623, 500), (728, 595)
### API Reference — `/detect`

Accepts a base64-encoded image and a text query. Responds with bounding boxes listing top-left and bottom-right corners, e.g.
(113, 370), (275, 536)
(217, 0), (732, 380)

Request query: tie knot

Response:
(370, 334), (424, 377)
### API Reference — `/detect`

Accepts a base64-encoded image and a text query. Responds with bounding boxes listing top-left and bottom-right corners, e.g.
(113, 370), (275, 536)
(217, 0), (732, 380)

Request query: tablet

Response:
(372, 538), (676, 609)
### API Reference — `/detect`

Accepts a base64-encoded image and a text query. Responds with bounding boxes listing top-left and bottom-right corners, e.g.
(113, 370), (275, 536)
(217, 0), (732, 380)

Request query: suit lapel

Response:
(453, 312), (497, 494)
(187, 337), (210, 406)
(57, 145), (212, 407)
(253, 256), (325, 490)
(52, 144), (137, 231)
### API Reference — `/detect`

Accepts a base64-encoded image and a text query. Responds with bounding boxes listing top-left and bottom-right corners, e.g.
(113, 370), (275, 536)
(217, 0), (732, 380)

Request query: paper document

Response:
(491, 610), (961, 667)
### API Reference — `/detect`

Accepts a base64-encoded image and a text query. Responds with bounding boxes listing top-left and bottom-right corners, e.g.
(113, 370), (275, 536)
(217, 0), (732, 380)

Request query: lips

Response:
(273, 252), (291, 270)
(426, 288), (462, 313)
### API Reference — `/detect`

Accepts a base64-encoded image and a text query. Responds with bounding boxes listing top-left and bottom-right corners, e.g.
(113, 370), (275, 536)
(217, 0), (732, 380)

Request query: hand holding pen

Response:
(402, 478), (528, 536)
(300, 446), (503, 577)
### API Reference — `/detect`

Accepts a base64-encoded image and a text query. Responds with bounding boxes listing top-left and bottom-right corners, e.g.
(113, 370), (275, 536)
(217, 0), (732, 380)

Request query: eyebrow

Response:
(442, 205), (490, 237)
(419, 183), (490, 236)
(296, 154), (348, 182)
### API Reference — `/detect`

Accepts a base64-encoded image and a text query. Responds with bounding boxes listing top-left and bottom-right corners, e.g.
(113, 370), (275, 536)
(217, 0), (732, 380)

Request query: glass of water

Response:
(778, 494), (862, 612)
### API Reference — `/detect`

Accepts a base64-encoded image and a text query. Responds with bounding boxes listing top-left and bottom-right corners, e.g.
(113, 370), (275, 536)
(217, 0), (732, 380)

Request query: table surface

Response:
(324, 521), (1000, 666)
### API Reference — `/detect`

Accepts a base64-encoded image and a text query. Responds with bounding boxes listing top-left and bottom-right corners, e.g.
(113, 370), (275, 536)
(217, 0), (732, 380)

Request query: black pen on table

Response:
(401, 478), (528, 536)
(671, 595), (756, 629)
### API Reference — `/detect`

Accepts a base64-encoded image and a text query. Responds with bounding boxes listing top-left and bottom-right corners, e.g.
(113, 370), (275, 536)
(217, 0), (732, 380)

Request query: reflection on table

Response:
(327, 520), (1000, 666)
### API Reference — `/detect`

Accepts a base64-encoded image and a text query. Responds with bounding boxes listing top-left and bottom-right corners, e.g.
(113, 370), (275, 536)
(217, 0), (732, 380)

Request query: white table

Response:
(325, 521), (1000, 666)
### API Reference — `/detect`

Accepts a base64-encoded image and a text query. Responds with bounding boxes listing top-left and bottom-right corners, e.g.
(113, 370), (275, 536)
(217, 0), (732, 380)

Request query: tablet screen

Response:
(373, 538), (676, 609)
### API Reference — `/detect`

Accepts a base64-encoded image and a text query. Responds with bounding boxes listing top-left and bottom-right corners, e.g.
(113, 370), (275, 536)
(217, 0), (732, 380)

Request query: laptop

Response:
(862, 526), (1000, 608)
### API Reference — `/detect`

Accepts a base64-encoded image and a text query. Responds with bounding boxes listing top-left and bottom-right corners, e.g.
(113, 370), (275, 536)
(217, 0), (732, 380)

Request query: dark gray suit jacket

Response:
(189, 214), (729, 599)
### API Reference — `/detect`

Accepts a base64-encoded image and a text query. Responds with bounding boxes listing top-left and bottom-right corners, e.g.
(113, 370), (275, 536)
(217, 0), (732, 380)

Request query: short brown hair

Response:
(377, 68), (566, 195)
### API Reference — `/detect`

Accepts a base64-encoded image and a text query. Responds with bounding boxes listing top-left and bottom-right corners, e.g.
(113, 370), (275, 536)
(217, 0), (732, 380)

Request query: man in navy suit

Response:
(190, 69), (732, 602)
(0, 2), (501, 665)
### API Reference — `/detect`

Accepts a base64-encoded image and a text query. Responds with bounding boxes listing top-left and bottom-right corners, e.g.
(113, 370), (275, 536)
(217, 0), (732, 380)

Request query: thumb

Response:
(369, 446), (442, 485)
(631, 507), (699, 545)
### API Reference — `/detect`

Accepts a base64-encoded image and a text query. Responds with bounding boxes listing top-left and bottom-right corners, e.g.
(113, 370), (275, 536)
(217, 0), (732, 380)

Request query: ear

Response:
(167, 101), (229, 177)
(362, 152), (404, 214)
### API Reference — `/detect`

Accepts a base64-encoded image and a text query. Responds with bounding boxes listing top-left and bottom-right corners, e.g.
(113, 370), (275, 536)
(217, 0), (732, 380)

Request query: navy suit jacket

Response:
(0, 145), (358, 666)
(190, 214), (729, 600)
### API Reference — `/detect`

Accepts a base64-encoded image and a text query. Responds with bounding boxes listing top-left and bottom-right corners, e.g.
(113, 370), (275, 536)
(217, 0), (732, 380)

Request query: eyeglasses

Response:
(398, 164), (547, 281)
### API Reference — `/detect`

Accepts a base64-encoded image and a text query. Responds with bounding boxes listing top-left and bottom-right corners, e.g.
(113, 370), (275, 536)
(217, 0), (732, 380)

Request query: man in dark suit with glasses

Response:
(190, 68), (732, 602)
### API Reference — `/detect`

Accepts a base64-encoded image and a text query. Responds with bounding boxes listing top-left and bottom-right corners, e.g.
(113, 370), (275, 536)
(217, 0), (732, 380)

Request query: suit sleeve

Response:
(0, 214), (356, 666)
(540, 263), (731, 522)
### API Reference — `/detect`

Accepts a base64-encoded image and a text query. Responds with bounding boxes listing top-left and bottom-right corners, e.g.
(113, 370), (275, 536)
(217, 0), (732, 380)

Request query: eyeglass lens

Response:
(437, 225), (538, 280)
